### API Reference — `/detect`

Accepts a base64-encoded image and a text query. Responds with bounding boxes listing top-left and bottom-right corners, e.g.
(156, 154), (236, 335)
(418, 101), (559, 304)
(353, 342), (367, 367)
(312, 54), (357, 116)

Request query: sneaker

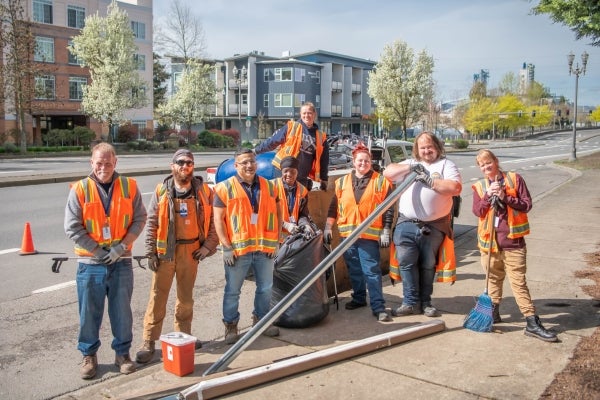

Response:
(345, 300), (367, 310)
(135, 340), (155, 364)
(423, 305), (441, 317)
(115, 353), (136, 375)
(375, 311), (392, 322)
(80, 354), (97, 379)
(391, 304), (421, 316)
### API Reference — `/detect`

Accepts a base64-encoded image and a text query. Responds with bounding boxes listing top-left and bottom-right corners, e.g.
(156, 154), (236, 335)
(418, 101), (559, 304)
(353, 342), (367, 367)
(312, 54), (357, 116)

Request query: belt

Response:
(176, 238), (199, 245)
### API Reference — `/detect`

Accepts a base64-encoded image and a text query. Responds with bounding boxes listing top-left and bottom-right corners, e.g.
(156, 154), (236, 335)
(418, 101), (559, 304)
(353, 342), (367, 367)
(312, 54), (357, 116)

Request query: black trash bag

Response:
(271, 225), (329, 328)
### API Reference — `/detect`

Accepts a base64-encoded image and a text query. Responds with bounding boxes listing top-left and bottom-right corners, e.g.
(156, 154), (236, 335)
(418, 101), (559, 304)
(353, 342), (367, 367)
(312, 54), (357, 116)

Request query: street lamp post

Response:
(232, 65), (247, 149)
(567, 51), (589, 162)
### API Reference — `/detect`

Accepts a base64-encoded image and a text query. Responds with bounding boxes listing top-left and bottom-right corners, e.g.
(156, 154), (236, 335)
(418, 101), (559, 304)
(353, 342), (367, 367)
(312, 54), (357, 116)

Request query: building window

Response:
(131, 120), (146, 133)
(133, 54), (145, 71)
(67, 40), (83, 65)
(294, 93), (305, 107)
(131, 21), (146, 39)
(67, 5), (85, 28)
(35, 75), (55, 99)
(264, 70), (270, 82)
(295, 68), (305, 82)
(274, 93), (292, 107)
(315, 95), (320, 107)
(69, 77), (87, 100)
(274, 68), (292, 82)
(34, 36), (54, 63)
(33, 0), (53, 24)
(263, 94), (269, 107)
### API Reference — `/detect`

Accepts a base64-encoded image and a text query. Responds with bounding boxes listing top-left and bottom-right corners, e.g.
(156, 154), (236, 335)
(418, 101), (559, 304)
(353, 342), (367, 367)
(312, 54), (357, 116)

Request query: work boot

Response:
(115, 353), (137, 374)
(492, 303), (502, 324)
(524, 315), (558, 342)
(80, 354), (97, 380)
(135, 340), (155, 364)
(252, 314), (280, 337)
(224, 321), (239, 344)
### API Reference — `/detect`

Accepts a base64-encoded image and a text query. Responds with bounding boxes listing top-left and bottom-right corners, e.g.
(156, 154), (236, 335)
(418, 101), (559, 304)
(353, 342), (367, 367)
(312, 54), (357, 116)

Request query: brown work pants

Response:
(481, 246), (536, 317)
(142, 243), (199, 340)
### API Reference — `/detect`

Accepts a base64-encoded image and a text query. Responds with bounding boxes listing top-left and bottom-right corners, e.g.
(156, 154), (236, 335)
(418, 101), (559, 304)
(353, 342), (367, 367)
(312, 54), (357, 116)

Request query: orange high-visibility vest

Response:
(73, 176), (136, 256)
(472, 171), (530, 252)
(154, 182), (213, 255)
(214, 176), (279, 256)
(272, 121), (327, 182)
(389, 235), (456, 283)
(334, 172), (390, 240)
(272, 178), (308, 227)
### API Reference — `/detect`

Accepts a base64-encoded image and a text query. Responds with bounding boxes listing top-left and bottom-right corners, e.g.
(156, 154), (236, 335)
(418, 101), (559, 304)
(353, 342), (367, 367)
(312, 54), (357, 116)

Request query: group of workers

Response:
(64, 102), (557, 380)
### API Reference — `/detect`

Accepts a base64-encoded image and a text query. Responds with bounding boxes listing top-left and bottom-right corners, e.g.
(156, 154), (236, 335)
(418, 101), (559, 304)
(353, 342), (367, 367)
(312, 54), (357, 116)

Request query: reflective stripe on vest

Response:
(272, 121), (326, 181)
(335, 172), (389, 240)
(214, 177), (279, 256)
(74, 176), (136, 256)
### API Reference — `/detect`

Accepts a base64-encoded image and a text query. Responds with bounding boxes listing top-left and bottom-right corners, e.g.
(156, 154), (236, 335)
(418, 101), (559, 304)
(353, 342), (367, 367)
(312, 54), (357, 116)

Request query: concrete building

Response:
(519, 62), (535, 95)
(1, 0), (153, 145)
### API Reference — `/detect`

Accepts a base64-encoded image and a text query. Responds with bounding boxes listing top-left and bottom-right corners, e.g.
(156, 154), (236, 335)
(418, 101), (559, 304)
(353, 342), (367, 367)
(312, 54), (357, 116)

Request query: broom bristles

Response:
(463, 292), (494, 332)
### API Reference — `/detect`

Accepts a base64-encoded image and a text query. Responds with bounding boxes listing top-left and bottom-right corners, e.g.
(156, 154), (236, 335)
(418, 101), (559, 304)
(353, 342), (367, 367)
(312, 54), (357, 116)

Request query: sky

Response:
(153, 0), (600, 107)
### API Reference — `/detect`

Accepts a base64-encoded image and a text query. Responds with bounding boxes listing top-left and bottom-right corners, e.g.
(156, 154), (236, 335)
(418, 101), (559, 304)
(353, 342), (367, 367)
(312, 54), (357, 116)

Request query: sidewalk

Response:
(60, 166), (600, 400)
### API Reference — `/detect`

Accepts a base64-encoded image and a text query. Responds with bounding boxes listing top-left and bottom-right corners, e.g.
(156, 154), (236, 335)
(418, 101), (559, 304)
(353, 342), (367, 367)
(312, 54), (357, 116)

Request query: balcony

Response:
(331, 104), (342, 116)
(351, 84), (361, 94)
(228, 79), (248, 90)
(351, 105), (361, 116)
(228, 104), (248, 115)
(331, 81), (342, 92)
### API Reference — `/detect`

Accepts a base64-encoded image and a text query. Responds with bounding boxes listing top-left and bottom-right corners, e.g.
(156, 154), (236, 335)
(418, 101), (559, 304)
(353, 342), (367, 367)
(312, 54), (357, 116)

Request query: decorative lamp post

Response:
(567, 51), (589, 161)
(232, 65), (247, 148)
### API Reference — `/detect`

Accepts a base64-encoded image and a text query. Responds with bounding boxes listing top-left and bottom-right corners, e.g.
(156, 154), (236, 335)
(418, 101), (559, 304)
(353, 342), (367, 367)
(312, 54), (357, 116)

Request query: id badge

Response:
(494, 216), (500, 228)
(251, 213), (258, 225)
(180, 202), (188, 217)
(102, 225), (112, 240)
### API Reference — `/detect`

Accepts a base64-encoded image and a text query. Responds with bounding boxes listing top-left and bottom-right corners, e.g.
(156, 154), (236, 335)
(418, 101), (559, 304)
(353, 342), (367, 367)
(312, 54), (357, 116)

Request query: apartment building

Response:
(207, 50), (377, 141)
(1, 0), (153, 145)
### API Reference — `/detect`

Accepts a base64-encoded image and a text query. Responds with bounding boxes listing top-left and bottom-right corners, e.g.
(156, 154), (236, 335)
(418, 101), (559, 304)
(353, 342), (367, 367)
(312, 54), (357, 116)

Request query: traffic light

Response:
(531, 110), (536, 117)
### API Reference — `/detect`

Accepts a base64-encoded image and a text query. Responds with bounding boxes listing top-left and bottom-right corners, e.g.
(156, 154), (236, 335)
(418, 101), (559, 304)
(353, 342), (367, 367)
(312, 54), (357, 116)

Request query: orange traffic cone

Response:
(19, 222), (38, 255)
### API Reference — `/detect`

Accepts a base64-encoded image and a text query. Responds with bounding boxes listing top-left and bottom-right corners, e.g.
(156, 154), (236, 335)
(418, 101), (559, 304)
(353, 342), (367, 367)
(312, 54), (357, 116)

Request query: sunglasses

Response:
(175, 159), (194, 167)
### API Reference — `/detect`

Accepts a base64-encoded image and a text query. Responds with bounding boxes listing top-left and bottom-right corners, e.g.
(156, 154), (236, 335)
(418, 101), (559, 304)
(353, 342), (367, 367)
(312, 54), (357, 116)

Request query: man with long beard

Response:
(136, 149), (219, 363)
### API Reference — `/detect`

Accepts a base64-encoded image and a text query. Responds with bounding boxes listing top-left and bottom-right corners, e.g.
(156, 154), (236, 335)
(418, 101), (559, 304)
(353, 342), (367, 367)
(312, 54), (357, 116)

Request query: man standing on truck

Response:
(254, 102), (329, 191)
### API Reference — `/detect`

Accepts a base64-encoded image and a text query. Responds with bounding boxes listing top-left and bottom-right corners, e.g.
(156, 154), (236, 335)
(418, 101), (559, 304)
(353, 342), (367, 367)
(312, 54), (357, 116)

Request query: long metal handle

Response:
(200, 171), (417, 377)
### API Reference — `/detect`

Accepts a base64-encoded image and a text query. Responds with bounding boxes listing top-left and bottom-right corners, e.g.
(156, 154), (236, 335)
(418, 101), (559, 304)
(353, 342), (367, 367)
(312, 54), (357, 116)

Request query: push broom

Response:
(463, 198), (498, 332)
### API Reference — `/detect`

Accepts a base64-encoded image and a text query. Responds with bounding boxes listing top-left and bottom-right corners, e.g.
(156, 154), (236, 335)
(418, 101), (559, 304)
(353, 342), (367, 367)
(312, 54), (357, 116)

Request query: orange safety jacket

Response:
(272, 178), (308, 226)
(214, 176), (279, 257)
(272, 121), (326, 182)
(389, 235), (456, 283)
(73, 176), (136, 256)
(154, 182), (213, 256)
(472, 171), (530, 252)
(334, 172), (390, 240)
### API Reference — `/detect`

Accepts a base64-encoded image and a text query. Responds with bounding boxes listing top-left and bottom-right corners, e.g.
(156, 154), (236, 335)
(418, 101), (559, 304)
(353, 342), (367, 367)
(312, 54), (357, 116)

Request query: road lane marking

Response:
(32, 280), (76, 294)
(0, 248), (20, 255)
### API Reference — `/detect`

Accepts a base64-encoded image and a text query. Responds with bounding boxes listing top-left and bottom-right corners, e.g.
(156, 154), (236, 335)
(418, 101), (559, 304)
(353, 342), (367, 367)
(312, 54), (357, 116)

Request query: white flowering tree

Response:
(69, 0), (147, 141)
(368, 39), (435, 140)
(157, 59), (216, 144)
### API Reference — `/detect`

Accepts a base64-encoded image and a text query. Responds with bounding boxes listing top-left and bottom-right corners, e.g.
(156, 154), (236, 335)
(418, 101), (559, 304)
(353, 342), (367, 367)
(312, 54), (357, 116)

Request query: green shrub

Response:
(3, 142), (18, 153)
(452, 139), (469, 149)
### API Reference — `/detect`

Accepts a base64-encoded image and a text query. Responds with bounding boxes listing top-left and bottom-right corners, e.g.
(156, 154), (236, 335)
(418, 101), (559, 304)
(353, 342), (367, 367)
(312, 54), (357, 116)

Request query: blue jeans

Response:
(223, 252), (274, 323)
(76, 259), (134, 356)
(342, 238), (386, 313)
(393, 222), (444, 307)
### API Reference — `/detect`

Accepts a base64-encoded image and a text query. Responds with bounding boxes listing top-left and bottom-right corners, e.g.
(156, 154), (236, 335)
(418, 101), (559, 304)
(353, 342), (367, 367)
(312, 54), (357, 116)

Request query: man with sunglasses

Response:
(136, 149), (219, 364)
(213, 148), (283, 344)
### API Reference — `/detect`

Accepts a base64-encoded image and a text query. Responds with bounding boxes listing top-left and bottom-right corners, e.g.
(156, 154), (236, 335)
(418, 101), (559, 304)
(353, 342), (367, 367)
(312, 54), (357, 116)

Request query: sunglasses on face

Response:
(175, 159), (194, 167)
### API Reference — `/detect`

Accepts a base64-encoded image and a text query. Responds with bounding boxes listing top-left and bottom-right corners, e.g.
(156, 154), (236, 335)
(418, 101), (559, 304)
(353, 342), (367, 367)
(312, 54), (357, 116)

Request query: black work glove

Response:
(410, 163), (426, 174)
(147, 254), (159, 272)
(320, 181), (328, 191)
(416, 173), (436, 189)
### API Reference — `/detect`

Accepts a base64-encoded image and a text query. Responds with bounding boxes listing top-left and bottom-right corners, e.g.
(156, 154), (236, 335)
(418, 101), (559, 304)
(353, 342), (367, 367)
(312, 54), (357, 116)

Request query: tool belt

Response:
(176, 237), (199, 245)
